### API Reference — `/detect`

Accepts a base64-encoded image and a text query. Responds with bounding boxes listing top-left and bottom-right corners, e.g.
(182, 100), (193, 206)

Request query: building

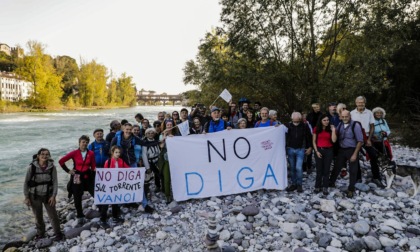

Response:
(0, 43), (11, 56)
(0, 71), (32, 101)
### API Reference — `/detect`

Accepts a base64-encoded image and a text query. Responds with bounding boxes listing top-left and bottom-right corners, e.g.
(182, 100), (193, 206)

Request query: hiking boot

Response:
(346, 191), (354, 198)
(286, 185), (297, 192)
(297, 185), (303, 193)
(144, 205), (155, 214)
(34, 234), (45, 241)
(372, 179), (385, 188)
(323, 188), (328, 196)
(53, 232), (64, 241)
(112, 217), (124, 225)
(100, 220), (110, 229)
(76, 217), (86, 226)
(314, 188), (321, 193)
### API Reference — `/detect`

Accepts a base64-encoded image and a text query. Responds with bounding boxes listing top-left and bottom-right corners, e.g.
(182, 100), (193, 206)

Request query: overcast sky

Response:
(0, 0), (221, 94)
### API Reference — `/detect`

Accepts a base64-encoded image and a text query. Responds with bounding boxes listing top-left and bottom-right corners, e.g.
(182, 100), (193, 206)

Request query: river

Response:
(0, 105), (182, 245)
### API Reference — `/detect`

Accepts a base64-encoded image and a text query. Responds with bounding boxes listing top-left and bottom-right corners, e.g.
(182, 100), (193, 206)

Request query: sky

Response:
(0, 0), (222, 94)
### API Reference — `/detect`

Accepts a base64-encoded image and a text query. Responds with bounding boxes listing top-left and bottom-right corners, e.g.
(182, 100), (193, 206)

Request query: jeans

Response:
(315, 148), (334, 188)
(287, 148), (305, 186)
(130, 162), (148, 207)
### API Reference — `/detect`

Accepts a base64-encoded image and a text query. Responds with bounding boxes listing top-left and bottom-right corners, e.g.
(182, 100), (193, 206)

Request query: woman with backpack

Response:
(312, 114), (337, 195)
(372, 107), (393, 160)
(24, 148), (63, 241)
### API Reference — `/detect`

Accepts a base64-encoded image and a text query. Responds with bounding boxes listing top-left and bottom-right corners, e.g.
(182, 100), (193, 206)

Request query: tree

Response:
(116, 73), (137, 106)
(78, 59), (108, 106)
(15, 41), (63, 108)
(54, 55), (79, 102)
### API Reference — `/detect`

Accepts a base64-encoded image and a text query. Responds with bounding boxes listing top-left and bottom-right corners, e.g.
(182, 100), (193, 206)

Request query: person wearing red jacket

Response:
(98, 146), (129, 228)
(59, 135), (96, 226)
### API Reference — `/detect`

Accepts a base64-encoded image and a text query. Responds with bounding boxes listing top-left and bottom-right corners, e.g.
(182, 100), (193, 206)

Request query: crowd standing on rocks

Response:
(5, 96), (420, 251)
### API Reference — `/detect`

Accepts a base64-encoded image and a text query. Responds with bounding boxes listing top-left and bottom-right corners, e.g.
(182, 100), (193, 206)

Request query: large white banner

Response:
(94, 168), (145, 205)
(166, 126), (288, 201)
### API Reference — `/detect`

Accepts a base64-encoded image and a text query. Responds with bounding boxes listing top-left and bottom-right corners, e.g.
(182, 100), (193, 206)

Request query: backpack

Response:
(255, 120), (274, 127)
(337, 121), (367, 143)
(27, 162), (53, 197)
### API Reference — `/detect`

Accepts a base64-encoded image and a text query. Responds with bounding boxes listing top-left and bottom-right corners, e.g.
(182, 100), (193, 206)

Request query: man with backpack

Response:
(329, 110), (364, 198)
(88, 129), (110, 168)
(350, 96), (385, 188)
(254, 107), (275, 127)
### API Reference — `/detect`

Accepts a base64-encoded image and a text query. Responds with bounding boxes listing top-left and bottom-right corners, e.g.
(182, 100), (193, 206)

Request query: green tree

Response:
(54, 55), (79, 102)
(15, 41), (63, 108)
(78, 59), (108, 106)
(116, 73), (137, 106)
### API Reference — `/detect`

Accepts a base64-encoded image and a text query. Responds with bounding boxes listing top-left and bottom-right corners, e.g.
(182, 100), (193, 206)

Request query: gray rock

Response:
(408, 238), (420, 248)
(105, 238), (114, 246)
(355, 183), (370, 192)
(293, 248), (308, 252)
(241, 240), (250, 249)
(65, 225), (91, 239)
(407, 227), (420, 235)
(221, 246), (236, 252)
(339, 200), (354, 210)
(383, 219), (403, 230)
(353, 220), (370, 235)
(95, 240), (104, 248)
(380, 225), (395, 234)
(241, 205), (260, 216)
(320, 199), (336, 212)
(284, 214), (300, 223)
(170, 205), (182, 214)
(345, 239), (367, 252)
(236, 213), (246, 222)
(85, 209), (101, 219)
(379, 236), (397, 247)
(305, 219), (317, 228)
(219, 230), (231, 241)
(80, 230), (91, 240)
(318, 234), (332, 248)
(292, 230), (307, 240)
(363, 236), (382, 251)
(156, 231), (167, 240)
(233, 231), (243, 240)
(280, 222), (298, 234)
(169, 244), (182, 252)
(268, 216), (279, 227)
(35, 238), (53, 249)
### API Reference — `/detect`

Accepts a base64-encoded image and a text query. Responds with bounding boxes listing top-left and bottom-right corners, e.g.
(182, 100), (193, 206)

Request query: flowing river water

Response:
(0, 105), (181, 245)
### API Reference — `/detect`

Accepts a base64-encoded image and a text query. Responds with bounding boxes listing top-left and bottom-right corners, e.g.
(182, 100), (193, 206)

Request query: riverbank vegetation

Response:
(0, 41), (137, 111)
(183, 0), (420, 147)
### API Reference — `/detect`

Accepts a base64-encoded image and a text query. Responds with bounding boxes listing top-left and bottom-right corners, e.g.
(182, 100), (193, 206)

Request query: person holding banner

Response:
(142, 128), (162, 194)
(204, 107), (230, 133)
(158, 120), (179, 203)
(98, 146), (129, 228)
(59, 135), (96, 226)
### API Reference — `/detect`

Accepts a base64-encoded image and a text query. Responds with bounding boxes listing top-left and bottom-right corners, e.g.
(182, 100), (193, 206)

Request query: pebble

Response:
(355, 183), (370, 192)
(379, 236), (397, 247)
(338, 200), (354, 210)
(383, 219), (403, 230)
(236, 213), (246, 222)
(241, 205), (260, 216)
(219, 230), (231, 241)
(320, 199), (336, 212)
(363, 236), (382, 251)
(156, 231), (167, 240)
(353, 220), (370, 235)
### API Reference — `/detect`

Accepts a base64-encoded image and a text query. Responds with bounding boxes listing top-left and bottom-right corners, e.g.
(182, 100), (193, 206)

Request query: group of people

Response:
(23, 95), (393, 241)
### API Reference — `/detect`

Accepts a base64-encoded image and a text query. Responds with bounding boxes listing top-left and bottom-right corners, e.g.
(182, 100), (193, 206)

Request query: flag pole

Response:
(209, 96), (220, 108)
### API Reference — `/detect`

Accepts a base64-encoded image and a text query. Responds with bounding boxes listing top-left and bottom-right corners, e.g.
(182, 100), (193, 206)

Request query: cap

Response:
(211, 107), (220, 113)
(93, 128), (103, 135)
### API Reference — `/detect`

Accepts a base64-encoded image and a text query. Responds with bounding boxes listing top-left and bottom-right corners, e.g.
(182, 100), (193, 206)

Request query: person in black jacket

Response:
(285, 112), (313, 193)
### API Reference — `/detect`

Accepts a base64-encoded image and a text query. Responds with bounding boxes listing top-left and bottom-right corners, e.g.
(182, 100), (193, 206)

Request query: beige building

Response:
(0, 72), (32, 101)
(0, 43), (11, 56)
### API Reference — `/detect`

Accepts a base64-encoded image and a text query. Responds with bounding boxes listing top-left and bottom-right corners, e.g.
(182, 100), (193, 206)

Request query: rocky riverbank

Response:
(4, 145), (420, 252)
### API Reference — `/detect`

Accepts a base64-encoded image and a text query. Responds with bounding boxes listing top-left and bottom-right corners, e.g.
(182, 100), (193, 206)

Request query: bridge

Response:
(136, 93), (184, 106)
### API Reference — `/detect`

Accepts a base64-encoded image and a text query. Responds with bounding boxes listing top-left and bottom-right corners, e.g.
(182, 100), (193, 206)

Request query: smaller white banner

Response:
(178, 120), (190, 136)
(94, 168), (145, 205)
(219, 89), (232, 103)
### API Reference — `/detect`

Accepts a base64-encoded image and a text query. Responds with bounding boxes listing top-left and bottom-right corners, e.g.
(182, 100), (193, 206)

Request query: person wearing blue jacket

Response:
(88, 129), (110, 168)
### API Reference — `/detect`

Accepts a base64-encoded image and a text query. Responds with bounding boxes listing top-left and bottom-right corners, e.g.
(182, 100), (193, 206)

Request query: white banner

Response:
(177, 120), (190, 136)
(166, 126), (288, 201)
(219, 89), (232, 103)
(94, 168), (145, 205)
